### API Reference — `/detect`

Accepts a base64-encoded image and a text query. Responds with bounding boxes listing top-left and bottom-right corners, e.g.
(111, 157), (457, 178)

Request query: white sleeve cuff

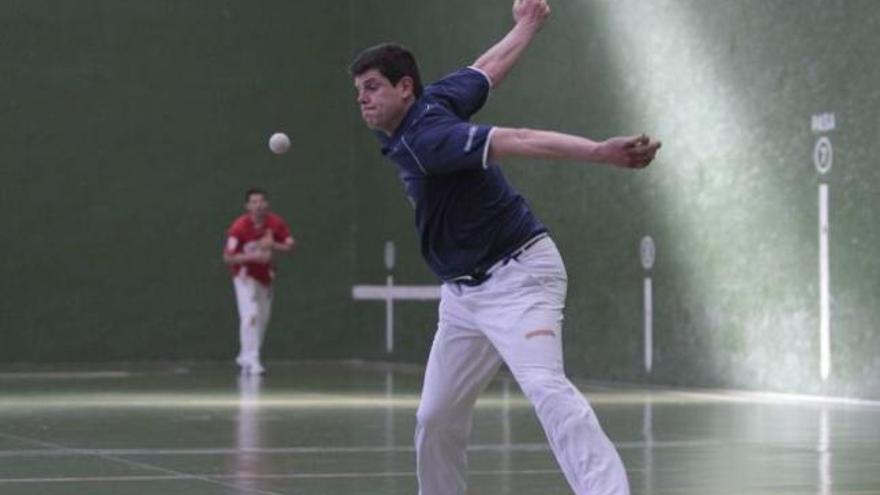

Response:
(482, 127), (497, 169)
(467, 66), (494, 89)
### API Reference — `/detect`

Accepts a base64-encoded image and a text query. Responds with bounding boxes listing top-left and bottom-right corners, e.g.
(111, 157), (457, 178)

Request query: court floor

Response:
(0, 361), (878, 495)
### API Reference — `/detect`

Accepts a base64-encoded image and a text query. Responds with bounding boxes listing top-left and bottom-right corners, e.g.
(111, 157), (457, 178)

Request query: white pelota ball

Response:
(268, 132), (291, 154)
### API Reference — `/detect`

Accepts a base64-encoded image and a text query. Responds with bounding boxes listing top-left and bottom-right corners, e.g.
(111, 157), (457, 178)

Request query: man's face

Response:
(354, 68), (413, 135)
(245, 193), (268, 219)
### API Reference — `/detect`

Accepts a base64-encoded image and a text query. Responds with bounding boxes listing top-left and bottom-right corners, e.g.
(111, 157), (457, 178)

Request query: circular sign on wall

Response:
(814, 136), (833, 175)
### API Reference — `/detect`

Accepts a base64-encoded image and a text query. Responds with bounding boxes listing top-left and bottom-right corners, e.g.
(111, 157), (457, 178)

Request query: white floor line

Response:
(0, 431), (284, 495)
(0, 439), (735, 459)
(2, 363), (877, 407)
(0, 371), (132, 380)
(666, 388), (880, 408)
(0, 468), (571, 485)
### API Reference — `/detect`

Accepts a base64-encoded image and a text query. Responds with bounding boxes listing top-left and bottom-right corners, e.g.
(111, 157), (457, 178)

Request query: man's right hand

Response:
(513, 0), (550, 29)
(230, 249), (272, 264)
(251, 249), (272, 264)
(598, 135), (662, 169)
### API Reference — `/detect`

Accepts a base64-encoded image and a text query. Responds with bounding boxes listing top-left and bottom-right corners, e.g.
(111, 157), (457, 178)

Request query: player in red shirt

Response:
(223, 188), (296, 375)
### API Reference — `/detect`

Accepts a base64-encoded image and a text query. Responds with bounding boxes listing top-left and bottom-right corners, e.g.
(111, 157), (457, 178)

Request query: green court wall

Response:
(1, 1), (358, 362)
(349, 0), (880, 399)
(3, 1), (878, 400)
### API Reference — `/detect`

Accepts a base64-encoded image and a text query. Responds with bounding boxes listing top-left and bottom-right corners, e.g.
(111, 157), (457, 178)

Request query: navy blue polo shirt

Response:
(376, 67), (546, 281)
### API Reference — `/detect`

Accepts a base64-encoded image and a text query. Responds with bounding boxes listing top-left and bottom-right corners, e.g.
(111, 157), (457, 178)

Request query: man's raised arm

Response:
(472, 0), (550, 88)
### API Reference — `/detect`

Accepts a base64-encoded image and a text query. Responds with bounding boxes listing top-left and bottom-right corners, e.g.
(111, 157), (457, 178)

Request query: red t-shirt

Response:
(225, 212), (292, 286)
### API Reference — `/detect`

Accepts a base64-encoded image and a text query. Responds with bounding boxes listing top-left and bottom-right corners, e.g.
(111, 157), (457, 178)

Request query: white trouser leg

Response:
(233, 275), (272, 367)
(255, 283), (273, 362)
(415, 287), (503, 495)
(511, 358), (628, 495)
(472, 238), (630, 495)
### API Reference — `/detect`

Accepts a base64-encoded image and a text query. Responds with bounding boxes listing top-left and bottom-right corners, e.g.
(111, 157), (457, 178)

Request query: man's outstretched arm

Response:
(472, 0), (550, 88)
(489, 128), (662, 169)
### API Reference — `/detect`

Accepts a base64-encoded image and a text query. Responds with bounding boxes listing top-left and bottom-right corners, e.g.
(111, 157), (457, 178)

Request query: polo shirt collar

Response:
(378, 99), (425, 155)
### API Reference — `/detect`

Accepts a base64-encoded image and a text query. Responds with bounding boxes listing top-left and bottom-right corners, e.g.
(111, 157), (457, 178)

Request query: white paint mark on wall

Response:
(811, 112), (836, 134)
(641, 236), (656, 373)
(819, 184), (831, 381)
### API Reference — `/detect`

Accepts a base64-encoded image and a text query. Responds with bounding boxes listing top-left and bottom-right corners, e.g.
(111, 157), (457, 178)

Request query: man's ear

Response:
(398, 76), (415, 99)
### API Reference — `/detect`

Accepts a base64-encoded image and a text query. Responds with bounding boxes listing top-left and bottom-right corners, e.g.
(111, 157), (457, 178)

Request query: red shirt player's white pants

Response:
(233, 273), (272, 374)
(414, 237), (630, 495)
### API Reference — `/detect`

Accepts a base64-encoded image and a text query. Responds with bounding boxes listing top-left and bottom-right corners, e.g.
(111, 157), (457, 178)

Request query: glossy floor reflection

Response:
(0, 362), (878, 494)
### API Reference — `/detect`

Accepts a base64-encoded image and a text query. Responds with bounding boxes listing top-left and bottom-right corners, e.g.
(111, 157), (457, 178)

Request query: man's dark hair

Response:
(349, 43), (423, 98)
(245, 188), (267, 202)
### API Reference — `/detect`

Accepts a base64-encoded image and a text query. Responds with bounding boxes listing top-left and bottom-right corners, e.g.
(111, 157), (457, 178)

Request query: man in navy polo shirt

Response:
(350, 1), (660, 494)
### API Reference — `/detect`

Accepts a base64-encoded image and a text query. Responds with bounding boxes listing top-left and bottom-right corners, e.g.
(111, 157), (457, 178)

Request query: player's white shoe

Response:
(238, 360), (266, 376)
(248, 363), (266, 375)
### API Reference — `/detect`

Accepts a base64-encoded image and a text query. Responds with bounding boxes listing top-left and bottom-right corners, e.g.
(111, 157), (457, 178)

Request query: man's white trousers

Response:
(416, 237), (630, 495)
(233, 274), (272, 369)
